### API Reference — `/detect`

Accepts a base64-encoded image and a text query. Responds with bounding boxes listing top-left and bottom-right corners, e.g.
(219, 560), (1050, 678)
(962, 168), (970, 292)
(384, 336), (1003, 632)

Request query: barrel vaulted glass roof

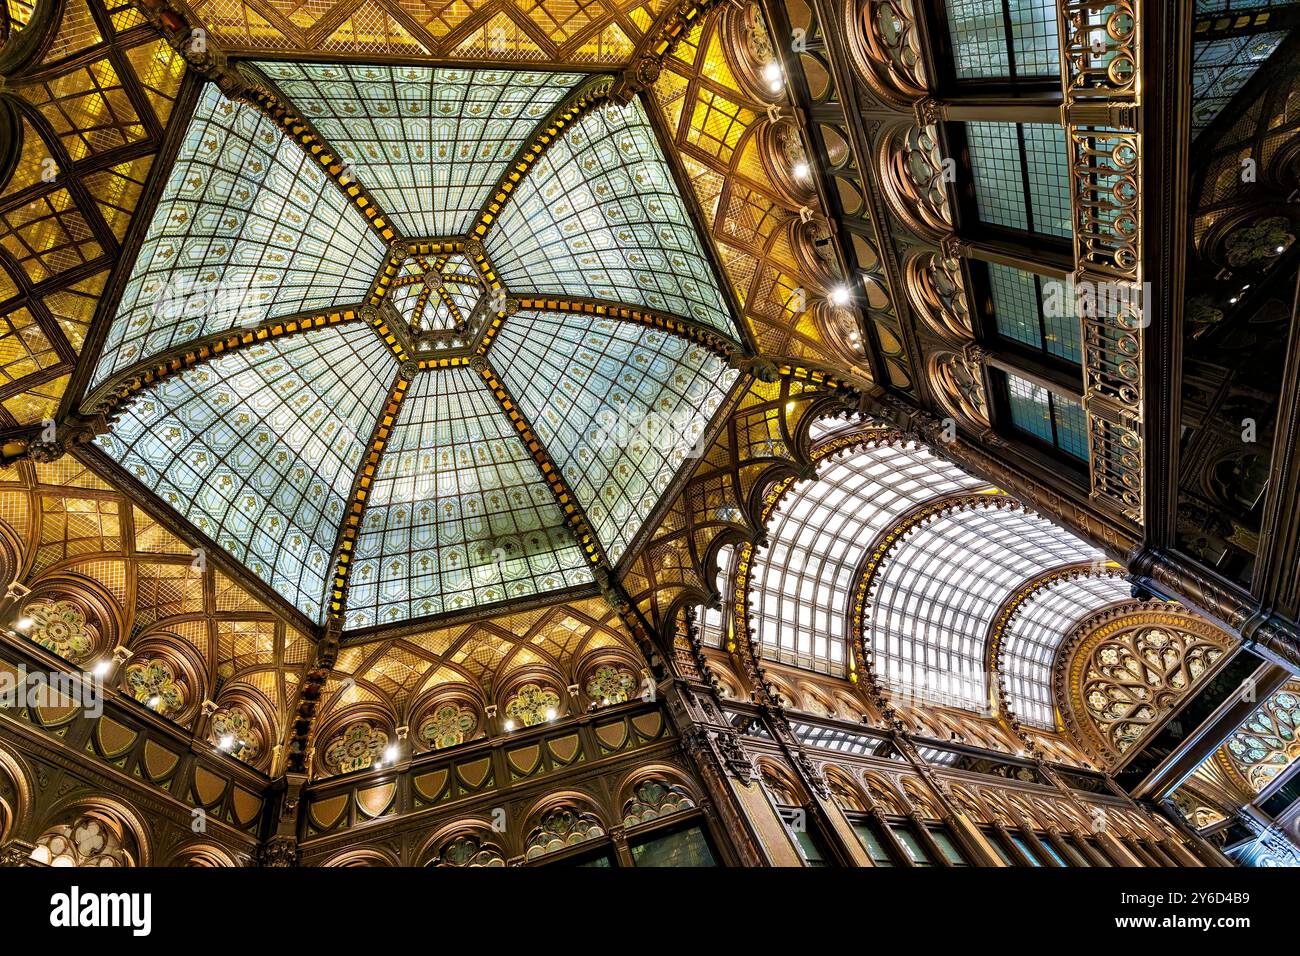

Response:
(88, 62), (745, 629)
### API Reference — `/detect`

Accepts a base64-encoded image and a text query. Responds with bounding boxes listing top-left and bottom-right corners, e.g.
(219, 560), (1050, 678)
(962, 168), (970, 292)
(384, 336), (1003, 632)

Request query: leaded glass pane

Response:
(493, 310), (736, 564)
(987, 264), (1080, 362)
(253, 62), (584, 238)
(868, 506), (1104, 711)
(751, 441), (987, 676)
(1190, 33), (1287, 135)
(1007, 374), (1054, 443)
(945, 0), (1060, 80)
(345, 366), (592, 628)
(96, 323), (398, 621)
(966, 123), (1070, 239)
(91, 85), (388, 388)
(487, 98), (738, 341)
(1053, 391), (1089, 459)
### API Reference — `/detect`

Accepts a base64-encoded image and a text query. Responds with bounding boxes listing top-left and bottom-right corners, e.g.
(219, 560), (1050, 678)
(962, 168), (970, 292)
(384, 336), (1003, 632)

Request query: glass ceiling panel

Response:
(493, 310), (736, 564)
(751, 441), (988, 676)
(345, 366), (592, 629)
(388, 253), (485, 335)
(90, 84), (387, 389)
(868, 506), (1104, 713)
(1190, 32), (1288, 136)
(254, 62), (584, 239)
(486, 97), (738, 341)
(1002, 574), (1133, 728)
(96, 323), (398, 623)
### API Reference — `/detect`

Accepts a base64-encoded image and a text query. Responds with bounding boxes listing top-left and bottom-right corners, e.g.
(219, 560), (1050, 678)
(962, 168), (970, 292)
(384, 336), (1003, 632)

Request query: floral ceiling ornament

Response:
(210, 705), (264, 764)
(418, 702), (477, 750)
(24, 599), (96, 665)
(504, 682), (561, 728)
(323, 721), (389, 774)
(123, 657), (186, 717)
(585, 664), (637, 706)
(29, 814), (131, 867)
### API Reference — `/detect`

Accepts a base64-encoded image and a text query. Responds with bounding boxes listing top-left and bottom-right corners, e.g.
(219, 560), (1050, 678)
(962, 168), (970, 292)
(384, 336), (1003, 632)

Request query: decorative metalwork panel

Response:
(492, 310), (736, 563)
(1002, 575), (1131, 727)
(751, 442), (985, 676)
(486, 97), (738, 341)
(253, 62), (584, 238)
(97, 323), (397, 621)
(868, 506), (1104, 711)
(90, 85), (388, 388)
(347, 366), (591, 628)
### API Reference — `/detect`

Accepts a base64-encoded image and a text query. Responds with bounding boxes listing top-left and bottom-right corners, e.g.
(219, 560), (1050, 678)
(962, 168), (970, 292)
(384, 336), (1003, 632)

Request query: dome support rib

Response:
(512, 294), (745, 359)
(476, 357), (609, 571)
(326, 364), (418, 625)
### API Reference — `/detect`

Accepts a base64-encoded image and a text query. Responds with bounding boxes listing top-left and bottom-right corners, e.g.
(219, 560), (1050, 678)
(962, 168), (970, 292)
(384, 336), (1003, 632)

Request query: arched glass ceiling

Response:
(486, 97), (738, 341)
(1002, 574), (1133, 728)
(96, 323), (397, 622)
(388, 252), (484, 335)
(253, 62), (584, 238)
(493, 310), (736, 564)
(345, 366), (592, 630)
(868, 506), (1104, 712)
(90, 85), (388, 388)
(750, 442), (988, 676)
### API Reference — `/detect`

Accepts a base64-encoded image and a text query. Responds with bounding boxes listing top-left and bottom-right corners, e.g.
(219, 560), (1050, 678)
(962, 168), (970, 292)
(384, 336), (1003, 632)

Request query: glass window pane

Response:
(1051, 391), (1089, 460)
(853, 823), (895, 865)
(930, 828), (969, 866)
(1010, 833), (1043, 866)
(891, 825), (935, 866)
(630, 825), (719, 867)
(945, 0), (1060, 80)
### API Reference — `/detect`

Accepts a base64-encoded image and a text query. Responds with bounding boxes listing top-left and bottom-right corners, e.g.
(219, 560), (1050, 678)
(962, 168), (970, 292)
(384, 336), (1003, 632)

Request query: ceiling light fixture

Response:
(829, 285), (851, 306)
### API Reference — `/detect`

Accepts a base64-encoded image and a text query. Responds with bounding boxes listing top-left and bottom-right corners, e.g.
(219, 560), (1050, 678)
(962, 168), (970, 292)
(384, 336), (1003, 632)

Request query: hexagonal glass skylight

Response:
(87, 65), (744, 629)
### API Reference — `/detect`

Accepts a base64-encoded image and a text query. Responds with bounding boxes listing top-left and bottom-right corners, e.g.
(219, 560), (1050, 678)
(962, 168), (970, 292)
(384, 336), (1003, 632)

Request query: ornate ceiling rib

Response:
(984, 561), (1130, 735)
(470, 73), (616, 241)
(476, 355), (608, 571)
(326, 362), (415, 624)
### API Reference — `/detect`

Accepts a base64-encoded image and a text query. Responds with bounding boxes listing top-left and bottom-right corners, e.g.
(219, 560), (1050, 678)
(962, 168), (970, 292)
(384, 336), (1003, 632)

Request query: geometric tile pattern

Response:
(493, 311), (737, 563)
(487, 97), (739, 342)
(89, 85), (389, 389)
(97, 323), (398, 622)
(345, 366), (592, 630)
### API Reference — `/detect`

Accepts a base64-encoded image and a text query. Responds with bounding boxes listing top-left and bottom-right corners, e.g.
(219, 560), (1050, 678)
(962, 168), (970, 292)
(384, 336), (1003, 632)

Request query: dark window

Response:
(629, 823), (719, 867)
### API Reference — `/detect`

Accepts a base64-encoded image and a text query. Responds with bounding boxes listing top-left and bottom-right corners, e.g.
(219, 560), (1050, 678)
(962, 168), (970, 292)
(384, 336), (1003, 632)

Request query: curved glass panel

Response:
(91, 85), (387, 388)
(493, 310), (736, 563)
(345, 366), (592, 629)
(1002, 574), (1132, 728)
(751, 441), (987, 676)
(388, 252), (485, 335)
(487, 97), (739, 341)
(254, 62), (583, 238)
(96, 323), (398, 622)
(869, 506), (1103, 711)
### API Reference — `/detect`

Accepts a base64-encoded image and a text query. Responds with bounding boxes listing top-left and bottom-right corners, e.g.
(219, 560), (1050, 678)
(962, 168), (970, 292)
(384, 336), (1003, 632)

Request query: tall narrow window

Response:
(851, 821), (896, 866)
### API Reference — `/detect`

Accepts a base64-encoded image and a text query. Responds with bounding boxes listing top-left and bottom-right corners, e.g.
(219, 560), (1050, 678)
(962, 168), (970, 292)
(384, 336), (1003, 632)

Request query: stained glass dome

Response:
(88, 64), (744, 628)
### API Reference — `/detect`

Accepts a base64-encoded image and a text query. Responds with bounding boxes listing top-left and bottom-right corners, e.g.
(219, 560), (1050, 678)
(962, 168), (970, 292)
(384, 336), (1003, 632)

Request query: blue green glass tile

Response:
(90, 85), (387, 389)
(345, 366), (592, 629)
(492, 310), (738, 563)
(1052, 392), (1089, 460)
(1007, 374), (1054, 443)
(96, 323), (398, 622)
(967, 122), (1070, 239)
(253, 62), (583, 238)
(988, 264), (1042, 350)
(1190, 33), (1287, 134)
(947, 0), (1059, 79)
(486, 98), (739, 342)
